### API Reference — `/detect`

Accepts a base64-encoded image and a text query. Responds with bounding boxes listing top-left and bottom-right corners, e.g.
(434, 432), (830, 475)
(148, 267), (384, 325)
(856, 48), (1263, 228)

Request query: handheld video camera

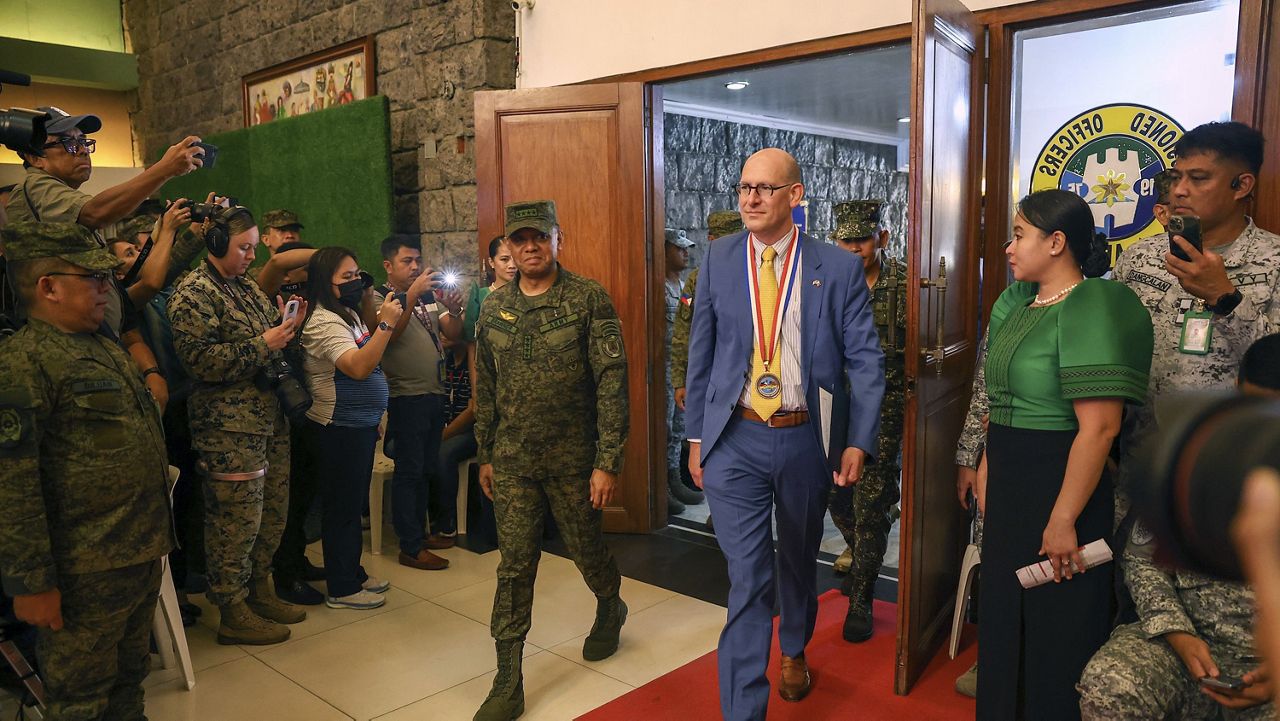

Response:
(0, 70), (48, 155)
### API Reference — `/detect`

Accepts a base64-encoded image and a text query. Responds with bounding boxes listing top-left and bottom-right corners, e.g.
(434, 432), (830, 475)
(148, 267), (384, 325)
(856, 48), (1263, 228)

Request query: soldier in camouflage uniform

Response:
(1074, 120), (1280, 721)
(663, 228), (703, 513)
(1077, 518), (1272, 719)
(259, 209), (304, 255)
(827, 200), (907, 642)
(473, 200), (628, 721)
(952, 328), (989, 697)
(167, 206), (306, 645)
(0, 221), (173, 720)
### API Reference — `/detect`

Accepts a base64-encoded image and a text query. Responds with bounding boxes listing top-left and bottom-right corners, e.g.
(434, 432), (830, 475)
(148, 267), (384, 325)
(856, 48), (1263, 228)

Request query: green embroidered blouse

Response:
(985, 279), (1153, 431)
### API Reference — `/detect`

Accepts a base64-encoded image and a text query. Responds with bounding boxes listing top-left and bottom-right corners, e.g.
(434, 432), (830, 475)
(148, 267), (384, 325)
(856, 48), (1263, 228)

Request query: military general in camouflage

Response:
(167, 206), (307, 646)
(0, 221), (172, 720)
(827, 199), (907, 643)
(663, 228), (703, 515)
(472, 200), (628, 721)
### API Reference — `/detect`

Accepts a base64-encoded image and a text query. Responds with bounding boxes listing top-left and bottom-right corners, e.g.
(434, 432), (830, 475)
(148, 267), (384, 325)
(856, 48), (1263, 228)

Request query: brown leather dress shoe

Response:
(398, 549), (449, 570)
(779, 654), (812, 702)
(424, 533), (456, 550)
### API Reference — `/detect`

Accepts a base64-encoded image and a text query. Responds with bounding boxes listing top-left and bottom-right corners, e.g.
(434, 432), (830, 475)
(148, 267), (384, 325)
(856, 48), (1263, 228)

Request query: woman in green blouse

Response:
(975, 189), (1153, 720)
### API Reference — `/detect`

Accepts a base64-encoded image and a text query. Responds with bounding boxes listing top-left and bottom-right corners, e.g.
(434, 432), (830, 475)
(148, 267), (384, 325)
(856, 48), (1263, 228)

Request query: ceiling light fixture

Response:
(724, 81), (750, 91)
(898, 116), (911, 123)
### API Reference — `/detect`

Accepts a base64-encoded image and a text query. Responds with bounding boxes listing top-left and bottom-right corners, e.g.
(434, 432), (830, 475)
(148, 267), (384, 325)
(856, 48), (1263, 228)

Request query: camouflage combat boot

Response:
(582, 595), (628, 661)
(474, 641), (524, 721)
(247, 576), (307, 624)
(217, 600), (291, 645)
(842, 578), (874, 643)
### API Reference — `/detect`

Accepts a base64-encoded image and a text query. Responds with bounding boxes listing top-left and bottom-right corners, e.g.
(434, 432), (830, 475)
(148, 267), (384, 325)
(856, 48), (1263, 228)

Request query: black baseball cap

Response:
(36, 106), (102, 136)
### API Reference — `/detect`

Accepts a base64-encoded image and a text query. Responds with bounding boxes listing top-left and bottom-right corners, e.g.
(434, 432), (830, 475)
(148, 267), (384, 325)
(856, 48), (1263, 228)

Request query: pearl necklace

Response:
(1032, 281), (1081, 306)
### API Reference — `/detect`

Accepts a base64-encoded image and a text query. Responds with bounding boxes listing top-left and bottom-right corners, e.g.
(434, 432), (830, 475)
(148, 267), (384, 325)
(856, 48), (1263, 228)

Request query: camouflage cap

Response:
(120, 214), (157, 241)
(1, 221), (121, 271)
(505, 199), (557, 236)
(831, 199), (884, 240)
(707, 210), (743, 239)
(664, 228), (695, 248)
(261, 209), (304, 229)
(1153, 170), (1174, 204)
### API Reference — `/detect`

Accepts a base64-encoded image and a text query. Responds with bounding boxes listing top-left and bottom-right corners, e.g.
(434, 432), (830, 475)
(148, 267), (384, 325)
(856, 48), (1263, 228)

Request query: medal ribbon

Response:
(746, 226), (801, 372)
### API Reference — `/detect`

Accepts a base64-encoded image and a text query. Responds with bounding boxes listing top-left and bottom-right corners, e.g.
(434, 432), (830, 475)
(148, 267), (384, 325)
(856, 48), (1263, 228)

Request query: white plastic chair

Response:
(948, 542), (982, 659)
(152, 465), (195, 690)
(455, 457), (475, 535)
(370, 444), (394, 555)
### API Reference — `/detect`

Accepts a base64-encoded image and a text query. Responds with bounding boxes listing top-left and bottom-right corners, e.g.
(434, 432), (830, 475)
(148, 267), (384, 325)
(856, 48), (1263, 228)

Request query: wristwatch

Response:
(1207, 288), (1243, 316)
(377, 321), (393, 332)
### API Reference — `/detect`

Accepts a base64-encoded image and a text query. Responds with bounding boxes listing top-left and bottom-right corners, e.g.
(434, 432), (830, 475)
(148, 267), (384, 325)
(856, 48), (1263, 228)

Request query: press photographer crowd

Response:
(1, 88), (1280, 721)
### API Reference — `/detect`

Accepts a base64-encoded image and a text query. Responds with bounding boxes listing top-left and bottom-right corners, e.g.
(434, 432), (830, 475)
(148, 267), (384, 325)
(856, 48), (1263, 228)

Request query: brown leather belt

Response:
(738, 407), (809, 428)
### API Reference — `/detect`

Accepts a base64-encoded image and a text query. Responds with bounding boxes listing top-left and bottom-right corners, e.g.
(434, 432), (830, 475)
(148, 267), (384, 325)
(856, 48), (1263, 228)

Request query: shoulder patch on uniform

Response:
(0, 406), (29, 449)
(594, 319), (624, 359)
(70, 379), (122, 394)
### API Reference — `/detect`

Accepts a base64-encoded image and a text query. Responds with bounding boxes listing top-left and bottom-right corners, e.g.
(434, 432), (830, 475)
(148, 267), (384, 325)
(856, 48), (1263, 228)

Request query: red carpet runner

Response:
(578, 589), (977, 720)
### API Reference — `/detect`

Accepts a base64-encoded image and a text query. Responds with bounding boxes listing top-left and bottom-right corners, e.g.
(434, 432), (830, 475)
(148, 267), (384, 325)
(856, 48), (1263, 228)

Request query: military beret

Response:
(707, 210), (743, 239)
(505, 199), (557, 236)
(831, 199), (884, 240)
(1, 221), (120, 271)
(261, 209), (304, 229)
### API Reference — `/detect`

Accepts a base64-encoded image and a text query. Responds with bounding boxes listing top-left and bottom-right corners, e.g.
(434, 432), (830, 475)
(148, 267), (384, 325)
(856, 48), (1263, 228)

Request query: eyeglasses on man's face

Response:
(42, 137), (97, 155)
(44, 270), (112, 286)
(733, 183), (794, 199)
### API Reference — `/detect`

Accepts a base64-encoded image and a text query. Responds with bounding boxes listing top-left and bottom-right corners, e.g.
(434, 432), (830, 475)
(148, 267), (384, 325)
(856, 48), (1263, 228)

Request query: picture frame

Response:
(242, 37), (376, 127)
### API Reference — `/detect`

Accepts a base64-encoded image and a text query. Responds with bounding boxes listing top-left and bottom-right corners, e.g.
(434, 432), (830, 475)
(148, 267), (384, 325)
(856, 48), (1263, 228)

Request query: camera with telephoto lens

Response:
(178, 200), (225, 223)
(1130, 393), (1280, 581)
(0, 70), (47, 154)
(256, 358), (312, 420)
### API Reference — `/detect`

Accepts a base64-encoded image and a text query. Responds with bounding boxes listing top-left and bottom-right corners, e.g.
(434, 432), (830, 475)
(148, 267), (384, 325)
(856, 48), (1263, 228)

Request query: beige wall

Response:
(1, 83), (136, 168)
(517, 0), (1034, 88)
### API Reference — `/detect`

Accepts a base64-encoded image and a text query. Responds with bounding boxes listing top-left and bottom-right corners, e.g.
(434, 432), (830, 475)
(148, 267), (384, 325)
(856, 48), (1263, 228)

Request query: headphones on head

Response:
(205, 206), (246, 258)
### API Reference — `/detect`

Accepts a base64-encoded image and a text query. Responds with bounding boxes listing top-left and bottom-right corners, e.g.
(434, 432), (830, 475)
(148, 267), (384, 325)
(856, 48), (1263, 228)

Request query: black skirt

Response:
(976, 423), (1114, 721)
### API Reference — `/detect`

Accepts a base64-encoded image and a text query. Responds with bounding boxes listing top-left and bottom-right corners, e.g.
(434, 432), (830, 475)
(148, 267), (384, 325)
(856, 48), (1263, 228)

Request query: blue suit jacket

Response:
(684, 230), (886, 470)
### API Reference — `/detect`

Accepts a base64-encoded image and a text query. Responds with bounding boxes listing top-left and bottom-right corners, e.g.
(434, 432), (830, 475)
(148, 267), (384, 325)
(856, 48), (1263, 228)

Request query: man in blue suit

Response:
(686, 148), (885, 720)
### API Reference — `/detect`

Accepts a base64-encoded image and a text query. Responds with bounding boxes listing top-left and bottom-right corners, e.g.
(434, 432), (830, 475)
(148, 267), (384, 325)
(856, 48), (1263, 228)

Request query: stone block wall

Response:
(663, 112), (909, 269)
(121, 0), (515, 277)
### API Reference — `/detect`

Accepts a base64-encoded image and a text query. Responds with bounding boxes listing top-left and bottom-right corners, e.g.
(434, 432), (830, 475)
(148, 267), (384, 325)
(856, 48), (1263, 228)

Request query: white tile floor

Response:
(2, 532), (727, 721)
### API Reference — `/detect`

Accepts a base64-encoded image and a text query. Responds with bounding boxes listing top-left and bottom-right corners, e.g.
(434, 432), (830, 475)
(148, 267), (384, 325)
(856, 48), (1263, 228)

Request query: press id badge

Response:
(1179, 309), (1214, 355)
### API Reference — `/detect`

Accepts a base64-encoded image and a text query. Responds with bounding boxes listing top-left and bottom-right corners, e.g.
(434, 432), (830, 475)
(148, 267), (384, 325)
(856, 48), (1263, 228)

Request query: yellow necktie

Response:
(751, 246), (782, 418)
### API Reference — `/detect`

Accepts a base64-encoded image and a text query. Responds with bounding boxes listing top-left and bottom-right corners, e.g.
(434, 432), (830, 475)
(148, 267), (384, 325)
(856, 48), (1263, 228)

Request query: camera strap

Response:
(204, 259), (271, 333)
(120, 237), (154, 288)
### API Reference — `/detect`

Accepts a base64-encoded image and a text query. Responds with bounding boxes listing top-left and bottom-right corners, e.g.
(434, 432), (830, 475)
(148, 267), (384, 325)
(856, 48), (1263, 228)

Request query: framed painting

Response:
(243, 37), (376, 127)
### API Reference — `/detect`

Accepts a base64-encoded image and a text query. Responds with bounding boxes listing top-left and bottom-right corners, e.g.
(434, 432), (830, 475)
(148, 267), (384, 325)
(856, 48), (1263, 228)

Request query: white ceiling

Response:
(660, 44), (913, 142)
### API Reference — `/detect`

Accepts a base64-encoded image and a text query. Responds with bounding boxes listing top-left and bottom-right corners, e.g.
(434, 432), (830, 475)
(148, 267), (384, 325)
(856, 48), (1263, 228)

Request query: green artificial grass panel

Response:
(157, 96), (394, 280)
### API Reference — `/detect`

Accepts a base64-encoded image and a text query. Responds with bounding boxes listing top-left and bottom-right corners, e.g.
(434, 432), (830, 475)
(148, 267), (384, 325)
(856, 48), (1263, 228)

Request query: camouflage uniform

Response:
(955, 329), (989, 546)
(670, 210), (743, 392)
(1077, 521), (1270, 720)
(664, 229), (696, 474)
(167, 260), (290, 608)
(0, 222), (172, 720)
(1113, 222), (1280, 517)
(474, 204), (627, 646)
(826, 201), (907, 601)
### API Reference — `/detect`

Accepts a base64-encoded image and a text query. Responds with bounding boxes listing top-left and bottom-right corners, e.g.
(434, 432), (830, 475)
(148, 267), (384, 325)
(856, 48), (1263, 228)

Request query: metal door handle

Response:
(920, 256), (947, 375)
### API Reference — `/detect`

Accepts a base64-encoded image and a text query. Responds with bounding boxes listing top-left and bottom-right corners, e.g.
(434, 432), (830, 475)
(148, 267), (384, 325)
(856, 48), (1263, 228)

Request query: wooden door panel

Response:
(898, 0), (982, 695)
(475, 84), (659, 532)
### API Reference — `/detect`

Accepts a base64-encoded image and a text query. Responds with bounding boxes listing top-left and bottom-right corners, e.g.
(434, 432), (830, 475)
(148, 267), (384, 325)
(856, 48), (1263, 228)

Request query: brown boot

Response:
(217, 600), (290, 646)
(247, 576), (307, 624)
(779, 653), (812, 702)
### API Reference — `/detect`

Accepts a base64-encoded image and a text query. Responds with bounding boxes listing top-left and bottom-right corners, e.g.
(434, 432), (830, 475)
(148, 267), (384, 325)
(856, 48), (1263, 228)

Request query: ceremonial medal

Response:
(756, 373), (782, 399)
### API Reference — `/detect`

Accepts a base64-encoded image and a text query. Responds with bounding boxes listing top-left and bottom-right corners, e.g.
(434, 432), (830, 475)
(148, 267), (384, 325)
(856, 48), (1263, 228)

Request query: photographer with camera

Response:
(299, 247), (399, 610)
(374, 235), (464, 569)
(1078, 335), (1280, 720)
(167, 205), (311, 645)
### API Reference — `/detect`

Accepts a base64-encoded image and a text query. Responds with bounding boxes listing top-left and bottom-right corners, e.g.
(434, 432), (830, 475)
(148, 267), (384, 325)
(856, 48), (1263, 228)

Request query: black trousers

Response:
(273, 419), (320, 580)
(310, 420), (377, 598)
